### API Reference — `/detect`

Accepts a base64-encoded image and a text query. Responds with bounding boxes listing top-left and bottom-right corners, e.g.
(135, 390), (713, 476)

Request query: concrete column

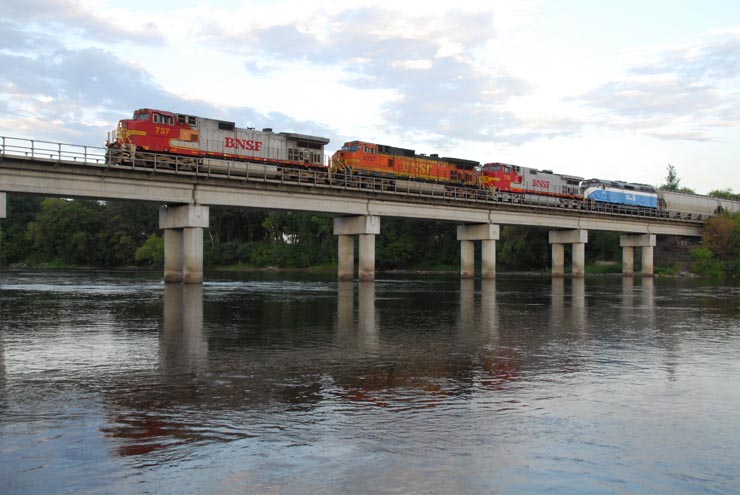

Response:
(549, 230), (588, 277)
(641, 246), (654, 276)
(0, 193), (5, 264)
(164, 228), (184, 283)
(358, 234), (376, 281)
(337, 235), (354, 281)
(622, 246), (635, 275)
(572, 242), (585, 278)
(334, 216), (380, 281)
(460, 240), (475, 279)
(551, 243), (565, 277)
(160, 204), (209, 284)
(457, 224), (500, 279)
(620, 234), (656, 276)
(182, 227), (204, 284)
(481, 239), (496, 279)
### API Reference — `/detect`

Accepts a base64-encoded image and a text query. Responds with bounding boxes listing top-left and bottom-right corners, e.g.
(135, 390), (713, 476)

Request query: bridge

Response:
(0, 136), (705, 283)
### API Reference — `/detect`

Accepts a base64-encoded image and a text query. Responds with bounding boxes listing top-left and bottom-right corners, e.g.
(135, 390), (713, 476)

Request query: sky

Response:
(1, 0), (740, 194)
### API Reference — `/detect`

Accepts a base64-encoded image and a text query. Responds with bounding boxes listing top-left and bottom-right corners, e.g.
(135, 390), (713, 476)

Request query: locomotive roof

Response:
(281, 132), (330, 145)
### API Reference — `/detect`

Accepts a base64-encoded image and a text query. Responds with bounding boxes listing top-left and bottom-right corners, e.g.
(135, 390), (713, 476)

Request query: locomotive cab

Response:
(108, 108), (200, 154)
(478, 163), (523, 191)
(332, 141), (376, 173)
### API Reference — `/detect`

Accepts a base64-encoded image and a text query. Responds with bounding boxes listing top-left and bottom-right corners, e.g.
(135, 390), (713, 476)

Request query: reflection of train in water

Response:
(107, 109), (740, 215)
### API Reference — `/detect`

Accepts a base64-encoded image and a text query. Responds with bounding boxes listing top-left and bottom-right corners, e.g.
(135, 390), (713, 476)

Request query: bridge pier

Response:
(334, 216), (380, 281)
(549, 229), (588, 277)
(0, 193), (5, 262)
(620, 234), (656, 276)
(457, 224), (500, 279)
(159, 205), (210, 284)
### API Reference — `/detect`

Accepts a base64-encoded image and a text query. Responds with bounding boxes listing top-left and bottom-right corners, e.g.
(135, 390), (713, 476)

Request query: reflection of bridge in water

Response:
(99, 276), (665, 456)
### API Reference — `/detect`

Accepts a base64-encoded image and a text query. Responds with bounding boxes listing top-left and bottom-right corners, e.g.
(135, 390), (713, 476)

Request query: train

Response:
(107, 108), (740, 215)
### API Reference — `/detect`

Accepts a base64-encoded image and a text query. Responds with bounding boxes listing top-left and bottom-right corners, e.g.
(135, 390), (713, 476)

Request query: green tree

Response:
(498, 226), (549, 270)
(135, 234), (164, 265)
(708, 189), (740, 201)
(701, 213), (739, 261)
(661, 164), (680, 191)
(690, 212), (740, 278)
(660, 164), (695, 194)
(0, 195), (43, 265)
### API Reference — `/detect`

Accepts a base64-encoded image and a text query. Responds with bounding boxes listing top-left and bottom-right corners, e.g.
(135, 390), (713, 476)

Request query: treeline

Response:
(1, 195), (623, 272)
(2, 190), (739, 277)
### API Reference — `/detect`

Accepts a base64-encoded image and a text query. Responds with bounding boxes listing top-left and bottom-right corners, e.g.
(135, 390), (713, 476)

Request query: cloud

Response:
(578, 79), (724, 118)
(571, 31), (740, 142)
(0, 0), (165, 45)
(630, 31), (740, 83)
(189, 6), (533, 144)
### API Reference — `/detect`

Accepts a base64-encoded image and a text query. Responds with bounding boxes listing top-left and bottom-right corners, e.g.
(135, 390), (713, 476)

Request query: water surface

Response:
(1, 271), (739, 494)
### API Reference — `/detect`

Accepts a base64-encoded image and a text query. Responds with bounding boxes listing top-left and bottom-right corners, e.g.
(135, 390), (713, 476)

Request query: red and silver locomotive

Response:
(107, 108), (330, 169)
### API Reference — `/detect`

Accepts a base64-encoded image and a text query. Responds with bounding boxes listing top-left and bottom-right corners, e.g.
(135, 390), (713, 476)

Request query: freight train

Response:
(107, 108), (740, 215)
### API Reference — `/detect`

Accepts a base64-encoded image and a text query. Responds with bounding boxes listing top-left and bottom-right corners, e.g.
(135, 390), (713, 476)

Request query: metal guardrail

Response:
(0, 135), (709, 224)
(1, 136), (106, 165)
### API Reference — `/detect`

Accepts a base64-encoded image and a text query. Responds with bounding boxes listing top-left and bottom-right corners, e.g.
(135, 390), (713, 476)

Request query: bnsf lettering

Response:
(224, 137), (263, 152)
(532, 179), (551, 188)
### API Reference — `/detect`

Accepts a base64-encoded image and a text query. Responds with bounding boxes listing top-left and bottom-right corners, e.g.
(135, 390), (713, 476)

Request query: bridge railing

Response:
(1, 136), (107, 165)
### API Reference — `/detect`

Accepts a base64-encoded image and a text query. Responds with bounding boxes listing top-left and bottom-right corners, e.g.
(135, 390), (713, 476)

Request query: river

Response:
(1, 271), (739, 494)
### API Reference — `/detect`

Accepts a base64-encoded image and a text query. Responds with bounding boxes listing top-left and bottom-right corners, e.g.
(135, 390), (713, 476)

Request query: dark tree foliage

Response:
(497, 226), (550, 270)
(586, 231), (621, 261)
(376, 219), (458, 270)
(708, 189), (740, 201)
(691, 212), (740, 278)
(1, 195), (43, 264)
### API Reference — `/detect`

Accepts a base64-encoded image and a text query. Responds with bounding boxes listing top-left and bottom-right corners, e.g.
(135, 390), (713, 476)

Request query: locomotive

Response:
(107, 108), (331, 170)
(331, 140), (481, 193)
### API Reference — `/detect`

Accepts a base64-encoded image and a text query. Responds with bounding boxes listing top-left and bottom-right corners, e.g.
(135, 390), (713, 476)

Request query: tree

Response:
(660, 164), (696, 194)
(661, 164), (680, 191)
(708, 189), (740, 201)
(701, 213), (740, 261)
(135, 234), (164, 265)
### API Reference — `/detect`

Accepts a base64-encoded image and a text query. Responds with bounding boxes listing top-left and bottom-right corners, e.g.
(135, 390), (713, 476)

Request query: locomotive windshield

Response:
(135, 112), (150, 120)
(342, 144), (361, 152)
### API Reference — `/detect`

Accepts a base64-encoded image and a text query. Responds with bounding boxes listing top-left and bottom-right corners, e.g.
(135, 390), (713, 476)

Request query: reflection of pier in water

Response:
(551, 277), (587, 332)
(459, 279), (498, 337)
(621, 276), (656, 331)
(162, 283), (208, 372)
(334, 279), (516, 406)
(336, 281), (379, 352)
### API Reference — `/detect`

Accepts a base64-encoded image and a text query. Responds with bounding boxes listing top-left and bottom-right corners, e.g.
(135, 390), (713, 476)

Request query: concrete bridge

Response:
(0, 137), (704, 283)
